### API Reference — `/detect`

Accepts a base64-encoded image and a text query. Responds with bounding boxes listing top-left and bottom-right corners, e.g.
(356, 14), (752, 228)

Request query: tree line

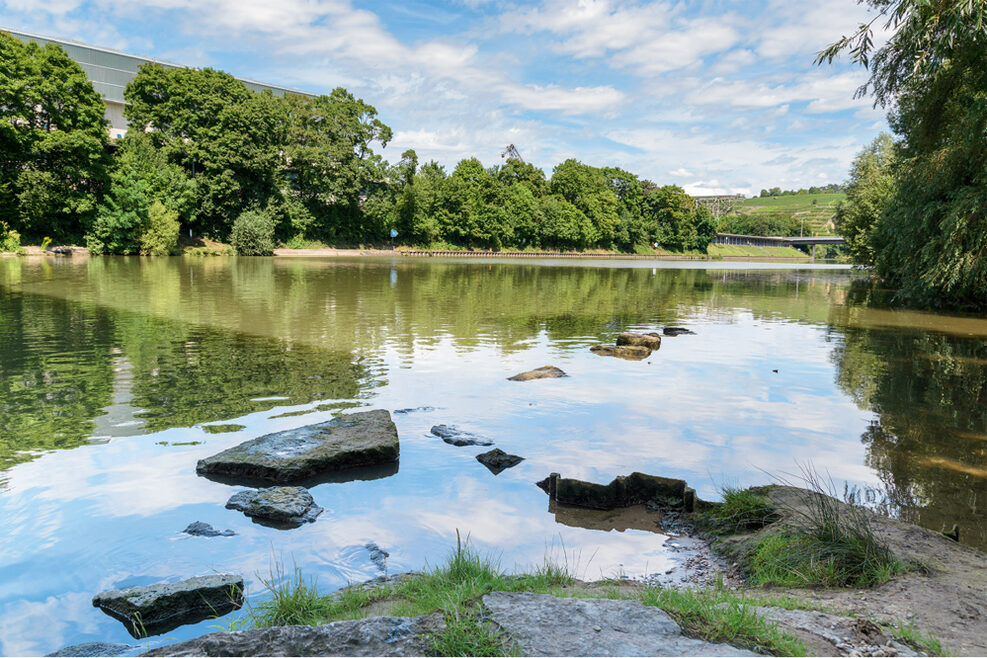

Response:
(758, 184), (844, 198)
(0, 31), (715, 255)
(824, 0), (987, 309)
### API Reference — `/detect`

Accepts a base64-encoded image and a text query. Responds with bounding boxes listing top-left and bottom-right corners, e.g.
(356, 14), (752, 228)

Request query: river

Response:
(0, 255), (983, 654)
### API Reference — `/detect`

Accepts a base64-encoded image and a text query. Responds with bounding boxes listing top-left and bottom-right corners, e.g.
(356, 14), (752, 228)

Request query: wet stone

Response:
(92, 575), (244, 638)
(196, 409), (399, 483)
(616, 332), (662, 350)
(182, 521), (235, 537)
(365, 542), (390, 572)
(590, 344), (652, 360)
(663, 327), (696, 336)
(226, 486), (323, 528)
(430, 425), (493, 447)
(476, 448), (524, 474)
(507, 365), (568, 381)
(47, 642), (136, 657)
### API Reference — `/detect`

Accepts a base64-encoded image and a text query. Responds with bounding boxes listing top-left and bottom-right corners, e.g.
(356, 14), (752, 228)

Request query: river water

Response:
(0, 255), (984, 654)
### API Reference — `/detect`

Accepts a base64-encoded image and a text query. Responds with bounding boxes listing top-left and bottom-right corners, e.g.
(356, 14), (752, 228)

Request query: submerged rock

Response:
(536, 472), (700, 512)
(196, 409), (399, 483)
(482, 592), (756, 656)
(393, 406), (437, 414)
(92, 574), (244, 638)
(430, 425), (493, 447)
(663, 327), (696, 336)
(47, 642), (136, 657)
(589, 344), (652, 361)
(616, 332), (662, 350)
(507, 365), (568, 381)
(182, 521), (235, 538)
(226, 486), (323, 528)
(476, 448), (524, 474)
(142, 614), (446, 656)
(365, 542), (390, 572)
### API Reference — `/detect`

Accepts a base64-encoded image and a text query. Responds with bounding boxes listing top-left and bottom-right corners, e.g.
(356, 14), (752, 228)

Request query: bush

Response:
(1, 222), (21, 253)
(229, 209), (275, 256)
(139, 201), (180, 255)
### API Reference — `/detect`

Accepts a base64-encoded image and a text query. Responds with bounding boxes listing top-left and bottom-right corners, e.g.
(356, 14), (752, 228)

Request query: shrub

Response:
(1, 222), (21, 252)
(139, 201), (180, 255)
(229, 209), (275, 255)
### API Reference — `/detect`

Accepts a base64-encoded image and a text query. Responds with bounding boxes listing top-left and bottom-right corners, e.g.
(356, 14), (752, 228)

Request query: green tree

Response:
(550, 159), (619, 247)
(0, 32), (109, 241)
(833, 133), (896, 264)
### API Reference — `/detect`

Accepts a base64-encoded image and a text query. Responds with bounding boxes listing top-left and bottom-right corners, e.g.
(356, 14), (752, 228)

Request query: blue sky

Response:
(1, 0), (889, 195)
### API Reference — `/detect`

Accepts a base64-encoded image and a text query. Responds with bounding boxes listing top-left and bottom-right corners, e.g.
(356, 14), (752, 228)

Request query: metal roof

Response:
(3, 27), (316, 104)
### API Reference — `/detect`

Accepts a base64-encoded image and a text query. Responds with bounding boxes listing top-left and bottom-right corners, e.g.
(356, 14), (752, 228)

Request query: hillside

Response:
(734, 192), (845, 236)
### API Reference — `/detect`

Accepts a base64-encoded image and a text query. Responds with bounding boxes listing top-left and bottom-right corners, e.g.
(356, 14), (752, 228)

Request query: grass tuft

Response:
(698, 487), (780, 534)
(425, 610), (517, 657)
(892, 620), (946, 656)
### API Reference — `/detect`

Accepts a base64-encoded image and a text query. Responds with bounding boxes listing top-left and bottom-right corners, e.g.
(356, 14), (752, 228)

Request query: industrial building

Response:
(4, 27), (315, 139)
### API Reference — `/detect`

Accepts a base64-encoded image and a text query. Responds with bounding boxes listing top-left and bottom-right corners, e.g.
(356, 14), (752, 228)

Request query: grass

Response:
(893, 619), (946, 656)
(745, 468), (909, 588)
(735, 193), (845, 236)
(247, 537), (808, 657)
(697, 486), (780, 535)
(706, 244), (809, 258)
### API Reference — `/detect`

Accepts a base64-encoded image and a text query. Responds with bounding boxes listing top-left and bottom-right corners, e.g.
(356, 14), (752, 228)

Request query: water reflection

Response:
(0, 256), (985, 655)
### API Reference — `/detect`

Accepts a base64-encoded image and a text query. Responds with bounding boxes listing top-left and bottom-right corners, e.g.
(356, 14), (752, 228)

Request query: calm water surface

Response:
(1, 256), (985, 654)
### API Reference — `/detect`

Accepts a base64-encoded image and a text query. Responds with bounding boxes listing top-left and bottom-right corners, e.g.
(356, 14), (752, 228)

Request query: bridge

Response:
(712, 233), (845, 248)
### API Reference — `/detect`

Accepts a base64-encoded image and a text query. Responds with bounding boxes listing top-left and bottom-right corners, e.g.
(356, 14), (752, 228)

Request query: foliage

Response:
(140, 201), (180, 255)
(759, 185), (844, 197)
(229, 209), (275, 255)
(0, 32), (110, 241)
(833, 133), (896, 264)
(718, 213), (801, 237)
(0, 222), (20, 252)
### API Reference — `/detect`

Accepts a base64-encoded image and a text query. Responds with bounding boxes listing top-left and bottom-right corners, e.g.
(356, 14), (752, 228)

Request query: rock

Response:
(482, 592), (756, 656)
(196, 410), (398, 483)
(141, 614), (446, 656)
(47, 642), (137, 657)
(616, 332), (662, 350)
(430, 425), (493, 447)
(393, 406), (436, 414)
(92, 574), (244, 638)
(590, 344), (652, 360)
(663, 327), (696, 336)
(476, 448), (524, 474)
(365, 542), (389, 572)
(182, 521), (235, 537)
(754, 607), (921, 657)
(536, 472), (699, 512)
(507, 365), (567, 381)
(226, 486), (323, 528)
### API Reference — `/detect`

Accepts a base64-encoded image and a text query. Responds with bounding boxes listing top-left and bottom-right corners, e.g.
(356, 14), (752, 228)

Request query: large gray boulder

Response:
(482, 592), (756, 656)
(226, 486), (323, 528)
(141, 614), (445, 656)
(196, 410), (398, 483)
(92, 575), (244, 638)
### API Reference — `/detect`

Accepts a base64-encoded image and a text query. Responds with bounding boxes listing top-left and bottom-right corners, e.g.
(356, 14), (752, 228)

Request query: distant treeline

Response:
(757, 184), (844, 198)
(0, 31), (715, 255)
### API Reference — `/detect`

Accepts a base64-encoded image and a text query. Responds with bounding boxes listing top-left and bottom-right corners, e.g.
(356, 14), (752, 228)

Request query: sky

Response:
(0, 0), (891, 195)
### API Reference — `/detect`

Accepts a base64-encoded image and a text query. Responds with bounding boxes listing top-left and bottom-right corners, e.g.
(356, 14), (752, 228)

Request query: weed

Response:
(639, 586), (806, 656)
(698, 487), (780, 534)
(425, 609), (516, 657)
(892, 620), (945, 656)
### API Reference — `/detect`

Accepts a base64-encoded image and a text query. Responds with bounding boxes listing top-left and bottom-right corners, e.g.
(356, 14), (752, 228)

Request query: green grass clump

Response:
(698, 487), (780, 534)
(425, 610), (517, 657)
(639, 586), (806, 656)
(251, 564), (387, 627)
(892, 620), (946, 656)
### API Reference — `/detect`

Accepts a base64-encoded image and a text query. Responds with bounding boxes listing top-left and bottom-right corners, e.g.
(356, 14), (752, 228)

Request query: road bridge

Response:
(713, 233), (845, 248)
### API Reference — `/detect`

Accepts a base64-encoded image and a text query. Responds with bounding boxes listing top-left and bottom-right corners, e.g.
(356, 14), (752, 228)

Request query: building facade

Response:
(4, 27), (314, 139)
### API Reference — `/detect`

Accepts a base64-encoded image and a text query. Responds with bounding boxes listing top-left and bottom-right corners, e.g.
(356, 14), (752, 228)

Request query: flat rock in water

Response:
(507, 365), (567, 381)
(196, 409), (398, 483)
(482, 592), (756, 657)
(182, 521), (235, 537)
(430, 425), (493, 447)
(141, 613), (446, 656)
(226, 486), (323, 528)
(476, 448), (524, 474)
(47, 642), (137, 657)
(590, 344), (652, 361)
(663, 327), (696, 336)
(616, 332), (662, 350)
(92, 574), (244, 638)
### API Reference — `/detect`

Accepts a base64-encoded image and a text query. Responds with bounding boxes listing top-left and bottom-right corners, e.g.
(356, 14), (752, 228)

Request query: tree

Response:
(0, 32), (109, 241)
(833, 133), (895, 264)
(550, 159), (619, 248)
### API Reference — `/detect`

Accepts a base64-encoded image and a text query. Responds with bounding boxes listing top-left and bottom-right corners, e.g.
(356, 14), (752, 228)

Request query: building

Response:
(4, 27), (315, 139)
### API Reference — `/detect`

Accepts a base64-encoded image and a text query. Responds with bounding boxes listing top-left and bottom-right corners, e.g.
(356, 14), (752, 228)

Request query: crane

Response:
(501, 144), (524, 163)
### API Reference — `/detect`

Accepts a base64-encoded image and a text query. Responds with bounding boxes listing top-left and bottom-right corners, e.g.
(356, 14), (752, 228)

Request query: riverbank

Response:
(10, 243), (814, 261)
(122, 482), (982, 657)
